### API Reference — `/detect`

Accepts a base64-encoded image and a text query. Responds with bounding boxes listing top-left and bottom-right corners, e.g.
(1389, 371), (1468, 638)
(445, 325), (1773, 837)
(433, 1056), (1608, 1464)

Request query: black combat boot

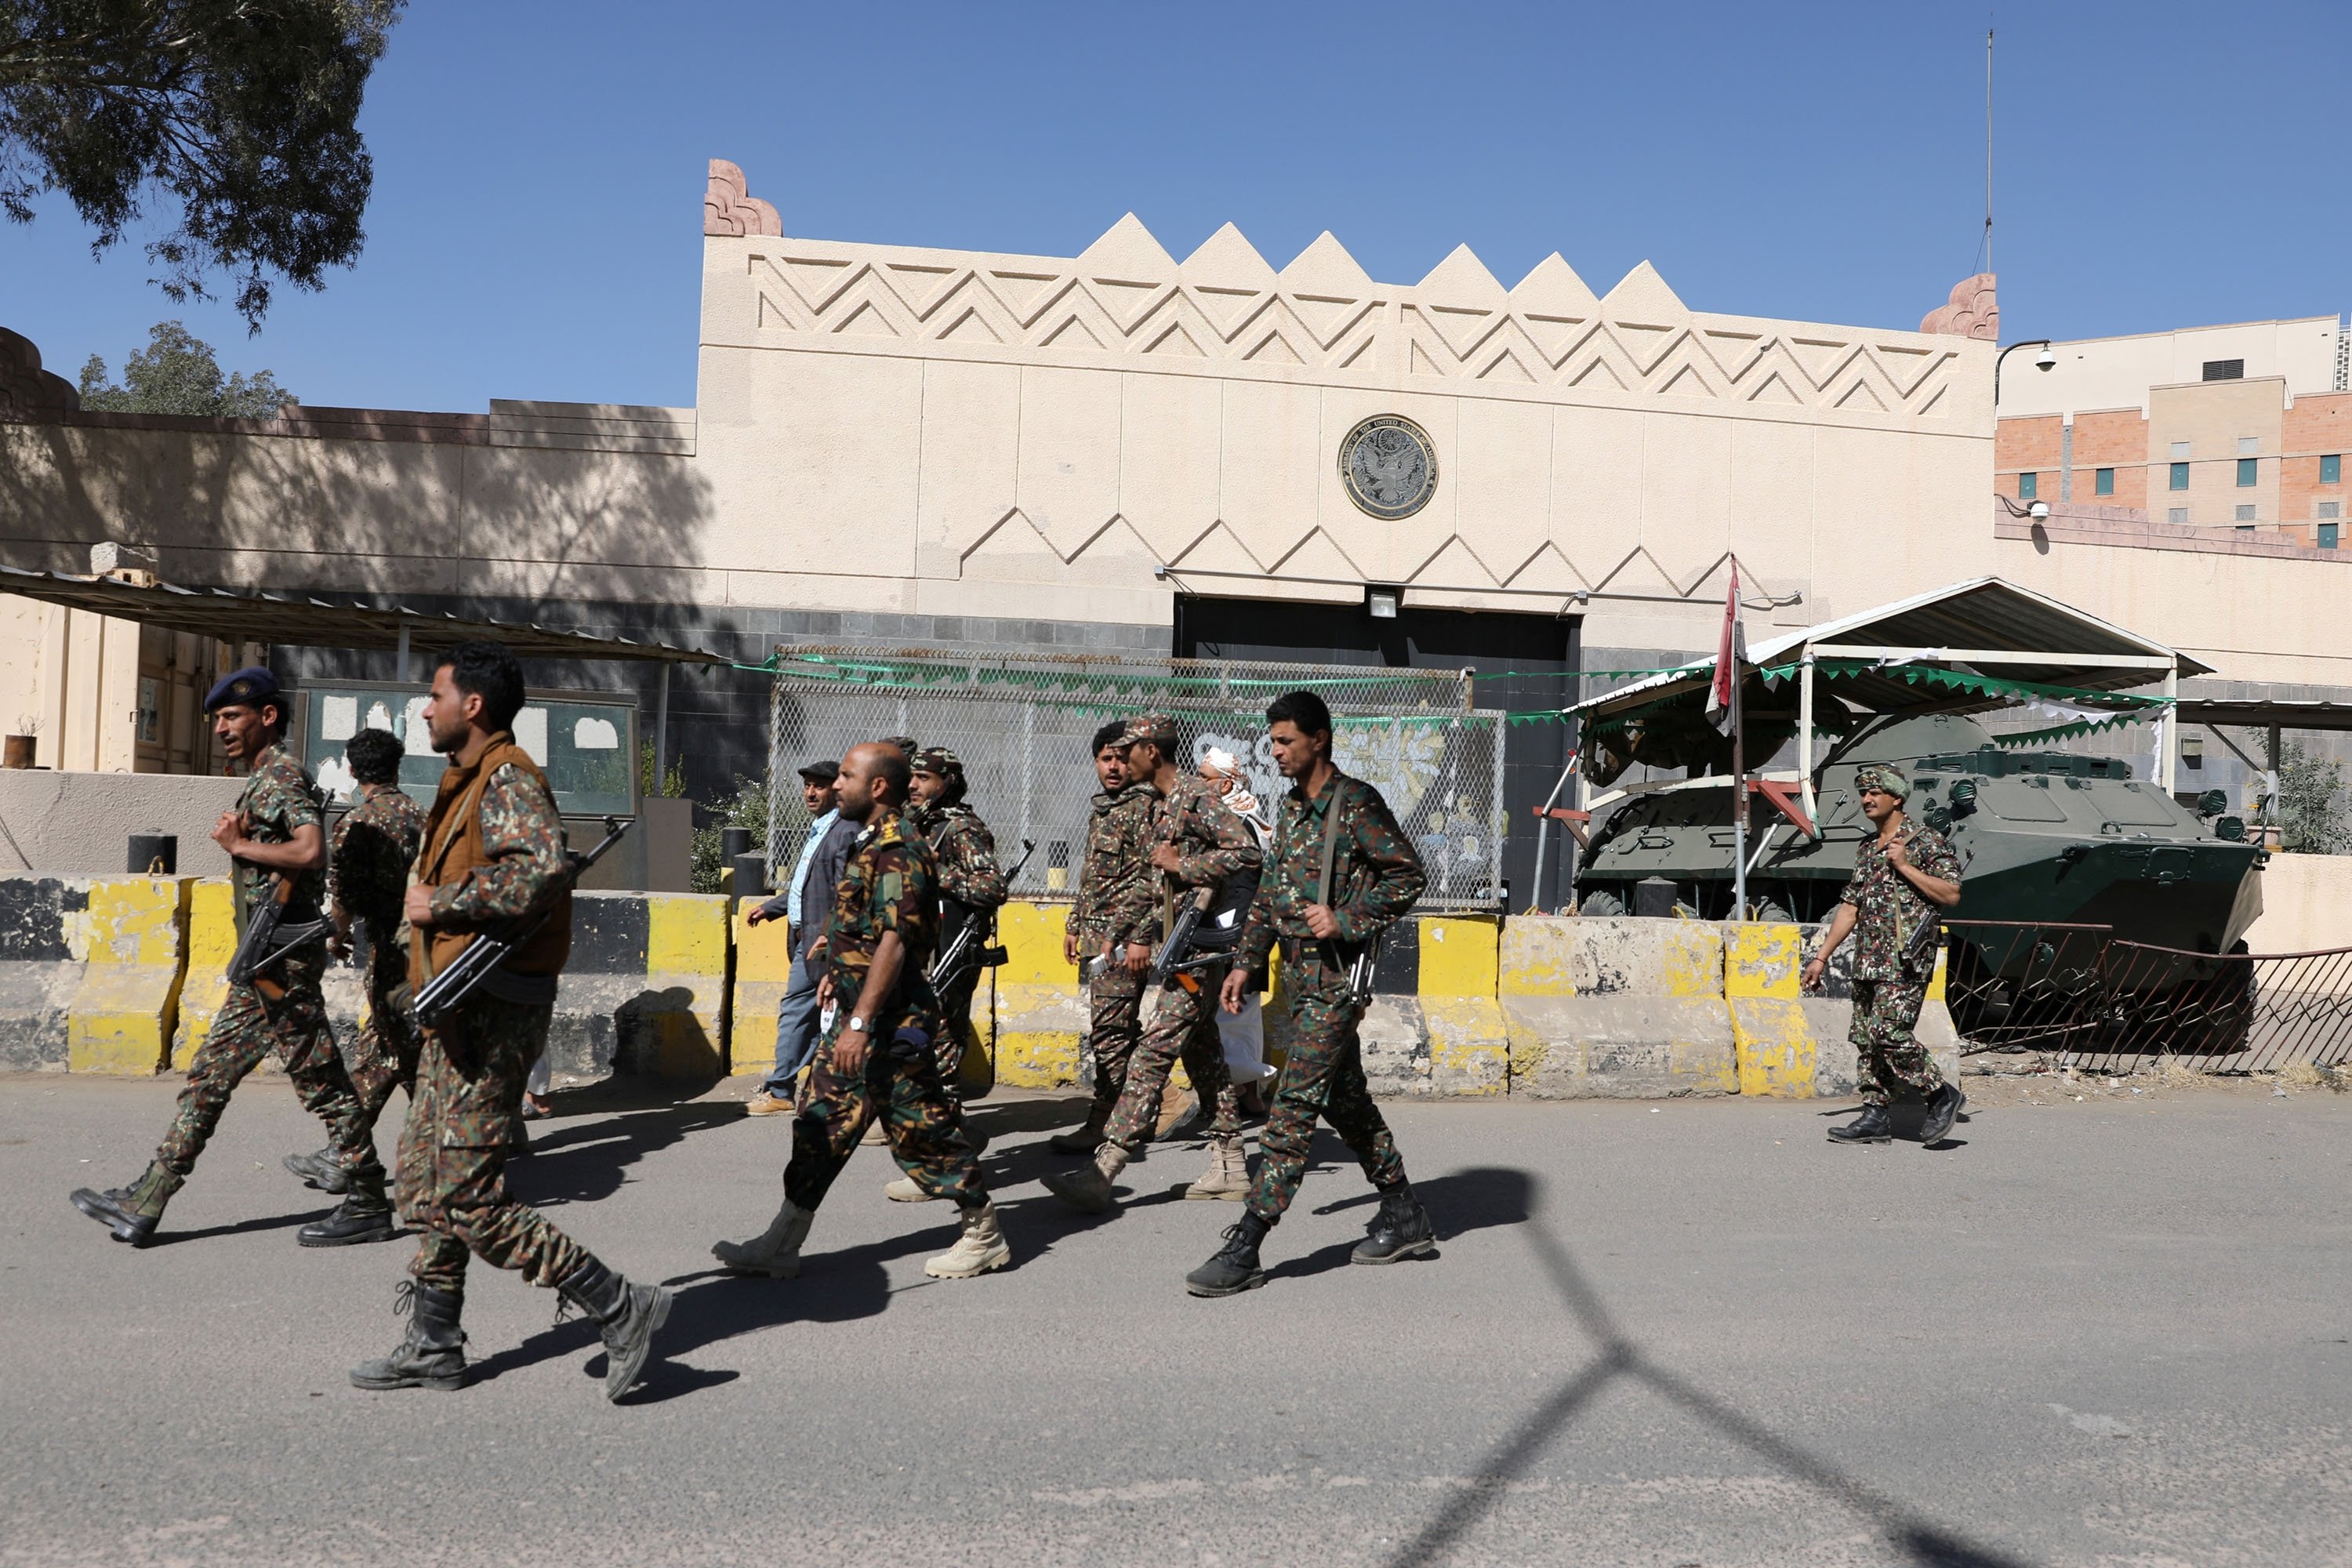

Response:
(350, 1281), (467, 1392)
(1918, 1083), (1965, 1144)
(1828, 1105), (1893, 1145)
(298, 1165), (397, 1247)
(557, 1256), (673, 1403)
(70, 1162), (183, 1247)
(283, 1148), (350, 1194)
(1352, 1185), (1437, 1265)
(1185, 1213), (1271, 1298)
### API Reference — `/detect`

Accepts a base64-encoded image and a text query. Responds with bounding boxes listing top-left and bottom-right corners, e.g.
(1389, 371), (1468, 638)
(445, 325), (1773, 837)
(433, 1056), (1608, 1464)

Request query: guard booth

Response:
(0, 560), (723, 888)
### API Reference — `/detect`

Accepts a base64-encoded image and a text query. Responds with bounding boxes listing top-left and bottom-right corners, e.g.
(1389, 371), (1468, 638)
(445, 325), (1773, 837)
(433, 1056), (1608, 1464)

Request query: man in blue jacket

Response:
(744, 760), (861, 1115)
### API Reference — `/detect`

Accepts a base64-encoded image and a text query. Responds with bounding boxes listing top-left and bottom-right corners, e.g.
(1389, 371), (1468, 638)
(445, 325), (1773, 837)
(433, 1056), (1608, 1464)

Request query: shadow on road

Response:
(1381, 1189), (2035, 1568)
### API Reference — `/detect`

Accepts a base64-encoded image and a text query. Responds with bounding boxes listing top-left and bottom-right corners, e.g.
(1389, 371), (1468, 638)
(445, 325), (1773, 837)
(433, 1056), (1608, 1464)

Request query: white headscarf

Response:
(1200, 746), (1267, 832)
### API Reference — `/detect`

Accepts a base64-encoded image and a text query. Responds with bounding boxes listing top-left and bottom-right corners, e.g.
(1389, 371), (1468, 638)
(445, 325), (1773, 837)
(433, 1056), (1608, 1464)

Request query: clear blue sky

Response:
(9, 1), (2348, 412)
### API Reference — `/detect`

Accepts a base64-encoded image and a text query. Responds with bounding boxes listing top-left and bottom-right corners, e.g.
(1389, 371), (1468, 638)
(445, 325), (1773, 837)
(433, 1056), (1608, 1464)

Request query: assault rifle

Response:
(929, 839), (1036, 989)
(226, 870), (332, 996)
(412, 815), (631, 1031)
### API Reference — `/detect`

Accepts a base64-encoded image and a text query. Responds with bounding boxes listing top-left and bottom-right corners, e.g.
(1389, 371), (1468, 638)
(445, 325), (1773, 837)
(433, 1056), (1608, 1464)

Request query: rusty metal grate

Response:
(1944, 919), (2352, 1072)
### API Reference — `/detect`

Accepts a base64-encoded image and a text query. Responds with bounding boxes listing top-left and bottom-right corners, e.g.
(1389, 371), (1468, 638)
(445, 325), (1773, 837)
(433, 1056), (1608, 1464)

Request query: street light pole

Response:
(1994, 338), (2054, 405)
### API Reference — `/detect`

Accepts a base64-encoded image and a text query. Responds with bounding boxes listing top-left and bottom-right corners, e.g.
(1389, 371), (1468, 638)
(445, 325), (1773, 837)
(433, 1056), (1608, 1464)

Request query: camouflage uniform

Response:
(1068, 785), (1156, 1125)
(156, 743), (380, 1183)
(1236, 771), (1425, 1223)
(332, 782), (426, 1124)
(399, 759), (589, 1301)
(906, 789), (1007, 1082)
(1099, 768), (1261, 1152)
(782, 806), (988, 1211)
(1838, 809), (1962, 1109)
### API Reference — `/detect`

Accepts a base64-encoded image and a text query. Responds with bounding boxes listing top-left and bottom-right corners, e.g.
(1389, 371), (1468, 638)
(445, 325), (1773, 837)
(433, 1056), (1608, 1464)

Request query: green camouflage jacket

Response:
(1838, 818), (1962, 981)
(1069, 786), (1156, 947)
(426, 764), (568, 925)
(822, 806), (943, 1034)
(1146, 771), (1260, 938)
(1239, 771), (1425, 969)
(235, 742), (327, 920)
(907, 799), (1007, 912)
(329, 783), (424, 937)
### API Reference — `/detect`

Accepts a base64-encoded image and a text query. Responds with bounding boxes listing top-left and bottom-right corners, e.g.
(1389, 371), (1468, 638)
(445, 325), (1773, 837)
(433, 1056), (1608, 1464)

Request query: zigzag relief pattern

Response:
(733, 215), (1959, 419)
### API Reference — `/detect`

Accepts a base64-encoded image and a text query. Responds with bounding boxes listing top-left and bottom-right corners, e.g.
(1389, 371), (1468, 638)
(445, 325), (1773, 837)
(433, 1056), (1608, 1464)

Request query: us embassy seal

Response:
(1338, 414), (1439, 521)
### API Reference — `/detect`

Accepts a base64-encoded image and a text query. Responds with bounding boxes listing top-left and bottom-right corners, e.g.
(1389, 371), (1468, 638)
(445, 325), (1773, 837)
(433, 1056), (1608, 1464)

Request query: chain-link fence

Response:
(765, 647), (1507, 911)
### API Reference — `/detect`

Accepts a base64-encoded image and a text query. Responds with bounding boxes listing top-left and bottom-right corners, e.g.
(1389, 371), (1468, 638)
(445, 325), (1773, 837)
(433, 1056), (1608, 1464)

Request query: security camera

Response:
(2028, 500), (2051, 521)
(2034, 346), (2056, 372)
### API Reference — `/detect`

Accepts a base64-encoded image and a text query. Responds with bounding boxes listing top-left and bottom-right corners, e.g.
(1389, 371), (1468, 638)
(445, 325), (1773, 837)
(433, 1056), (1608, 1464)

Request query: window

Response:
(2321, 501), (2342, 519)
(2236, 503), (2258, 521)
(2238, 436), (2260, 456)
(2203, 358), (2245, 380)
(2324, 454), (2342, 485)
(2238, 458), (2258, 486)
(2171, 462), (2190, 490)
(2094, 466), (2115, 495)
(2017, 472), (2038, 500)
(2170, 441), (2192, 459)
(136, 677), (160, 746)
(2237, 524), (2256, 533)
(2168, 506), (2190, 524)
(2322, 523), (2341, 550)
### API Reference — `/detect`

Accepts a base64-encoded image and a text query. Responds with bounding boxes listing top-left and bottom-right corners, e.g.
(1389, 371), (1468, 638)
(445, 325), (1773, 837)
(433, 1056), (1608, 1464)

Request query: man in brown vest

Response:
(348, 642), (671, 1403)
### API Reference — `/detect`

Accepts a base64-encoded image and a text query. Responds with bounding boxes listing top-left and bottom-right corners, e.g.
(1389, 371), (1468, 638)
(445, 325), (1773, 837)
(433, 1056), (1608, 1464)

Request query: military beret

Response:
(202, 666), (281, 714)
(911, 746), (963, 777)
(1854, 764), (1910, 799)
(880, 735), (919, 757)
(1120, 713), (1179, 748)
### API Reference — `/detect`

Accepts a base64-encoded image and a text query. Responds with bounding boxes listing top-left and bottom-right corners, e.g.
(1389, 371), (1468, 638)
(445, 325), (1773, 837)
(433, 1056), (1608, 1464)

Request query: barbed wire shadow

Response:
(1385, 1211), (2036, 1568)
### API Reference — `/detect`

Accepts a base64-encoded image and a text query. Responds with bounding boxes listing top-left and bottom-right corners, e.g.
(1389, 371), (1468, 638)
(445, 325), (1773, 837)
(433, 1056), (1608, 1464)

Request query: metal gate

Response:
(1944, 919), (2352, 1072)
(766, 647), (1508, 911)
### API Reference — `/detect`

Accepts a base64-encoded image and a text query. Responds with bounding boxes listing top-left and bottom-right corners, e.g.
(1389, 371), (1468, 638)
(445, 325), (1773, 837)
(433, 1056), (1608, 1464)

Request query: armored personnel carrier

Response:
(1573, 712), (2266, 1046)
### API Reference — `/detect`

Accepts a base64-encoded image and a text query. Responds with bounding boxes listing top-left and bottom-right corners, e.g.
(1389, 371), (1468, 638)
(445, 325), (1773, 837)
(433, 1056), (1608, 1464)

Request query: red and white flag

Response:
(1706, 565), (1747, 736)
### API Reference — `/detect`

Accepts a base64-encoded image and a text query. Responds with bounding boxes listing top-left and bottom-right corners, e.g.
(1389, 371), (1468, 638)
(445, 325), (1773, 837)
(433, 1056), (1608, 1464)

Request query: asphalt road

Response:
(2, 1069), (2347, 1568)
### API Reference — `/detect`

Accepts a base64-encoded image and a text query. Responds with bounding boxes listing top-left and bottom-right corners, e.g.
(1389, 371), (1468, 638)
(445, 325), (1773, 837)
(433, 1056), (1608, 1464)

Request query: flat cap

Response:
(202, 666), (281, 714)
(795, 758), (840, 783)
(911, 746), (964, 777)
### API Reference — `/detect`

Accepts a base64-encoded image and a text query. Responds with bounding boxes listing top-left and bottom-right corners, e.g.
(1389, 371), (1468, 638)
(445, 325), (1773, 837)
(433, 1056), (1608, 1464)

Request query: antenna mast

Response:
(1984, 26), (1994, 277)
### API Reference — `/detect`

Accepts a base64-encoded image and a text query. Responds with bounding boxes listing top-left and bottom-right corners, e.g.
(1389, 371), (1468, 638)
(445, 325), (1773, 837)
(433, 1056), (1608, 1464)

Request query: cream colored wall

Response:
(695, 216), (1998, 651)
(2003, 316), (2341, 420)
(2245, 852), (2352, 953)
(1993, 524), (2352, 686)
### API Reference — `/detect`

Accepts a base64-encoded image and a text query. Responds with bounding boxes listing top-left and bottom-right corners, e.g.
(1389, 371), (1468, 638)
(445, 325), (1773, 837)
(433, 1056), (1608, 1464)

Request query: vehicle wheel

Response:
(1577, 888), (1628, 917)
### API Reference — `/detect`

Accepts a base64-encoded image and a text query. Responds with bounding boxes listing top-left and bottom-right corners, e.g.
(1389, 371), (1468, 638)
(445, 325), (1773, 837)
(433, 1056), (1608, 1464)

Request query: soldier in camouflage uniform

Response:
(1051, 720), (1154, 1155)
(1189, 690), (1432, 1298)
(1804, 763), (1967, 1145)
(1045, 713), (1261, 1215)
(349, 643), (670, 1402)
(285, 727), (429, 1243)
(904, 747), (1007, 1087)
(71, 667), (386, 1250)
(713, 741), (1013, 1282)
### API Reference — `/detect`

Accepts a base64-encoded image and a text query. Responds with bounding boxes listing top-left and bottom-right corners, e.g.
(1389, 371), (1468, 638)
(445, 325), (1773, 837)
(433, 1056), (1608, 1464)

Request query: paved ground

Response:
(2, 1069), (2347, 1568)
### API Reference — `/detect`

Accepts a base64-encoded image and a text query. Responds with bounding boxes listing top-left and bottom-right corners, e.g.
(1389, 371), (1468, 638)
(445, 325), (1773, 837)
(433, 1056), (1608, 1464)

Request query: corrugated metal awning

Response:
(0, 566), (728, 665)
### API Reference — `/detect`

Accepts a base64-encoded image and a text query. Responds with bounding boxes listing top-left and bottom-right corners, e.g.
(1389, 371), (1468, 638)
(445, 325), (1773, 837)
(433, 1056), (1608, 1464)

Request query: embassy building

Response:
(5, 161), (2349, 895)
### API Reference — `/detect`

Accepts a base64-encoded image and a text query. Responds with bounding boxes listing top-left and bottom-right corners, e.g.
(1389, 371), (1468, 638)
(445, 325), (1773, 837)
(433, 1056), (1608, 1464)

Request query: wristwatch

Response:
(847, 1016), (869, 1033)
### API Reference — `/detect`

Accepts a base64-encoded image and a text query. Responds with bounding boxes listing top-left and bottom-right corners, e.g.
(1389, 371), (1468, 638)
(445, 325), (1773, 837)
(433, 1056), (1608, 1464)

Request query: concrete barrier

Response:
(170, 878), (237, 1068)
(991, 902), (1085, 1090)
(0, 873), (189, 1073)
(728, 898), (799, 1083)
(548, 891), (731, 1079)
(1418, 916), (1508, 1096)
(1727, 924), (1959, 1098)
(1499, 918), (1737, 1098)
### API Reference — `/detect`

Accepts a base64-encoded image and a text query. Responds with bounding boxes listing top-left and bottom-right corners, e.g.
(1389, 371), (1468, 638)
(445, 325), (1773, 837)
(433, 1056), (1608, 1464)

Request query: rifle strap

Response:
(1313, 775), (1348, 906)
